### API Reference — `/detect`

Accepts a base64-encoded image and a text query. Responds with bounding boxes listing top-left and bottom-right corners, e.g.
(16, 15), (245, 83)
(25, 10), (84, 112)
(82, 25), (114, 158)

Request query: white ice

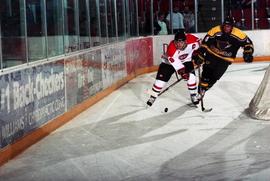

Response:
(1, 62), (270, 181)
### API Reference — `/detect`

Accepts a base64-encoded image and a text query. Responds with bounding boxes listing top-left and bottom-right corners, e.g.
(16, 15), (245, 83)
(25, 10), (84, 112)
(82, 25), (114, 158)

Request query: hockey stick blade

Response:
(199, 91), (212, 112)
(202, 107), (213, 112)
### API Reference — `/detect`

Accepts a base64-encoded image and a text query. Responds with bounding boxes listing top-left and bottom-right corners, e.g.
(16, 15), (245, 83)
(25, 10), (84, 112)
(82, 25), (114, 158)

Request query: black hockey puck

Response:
(164, 107), (168, 112)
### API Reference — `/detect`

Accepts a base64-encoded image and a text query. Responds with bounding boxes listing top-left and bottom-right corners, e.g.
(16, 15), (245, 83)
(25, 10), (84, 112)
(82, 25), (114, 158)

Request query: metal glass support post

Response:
(0, 18), (2, 70)
(221, 0), (224, 22)
(86, 0), (92, 47)
(150, 0), (154, 35)
(113, 0), (118, 41)
(169, 0), (173, 34)
(62, 0), (66, 55)
(43, 0), (49, 59)
(194, 0), (198, 33)
(96, 0), (102, 40)
(125, 0), (130, 37)
(105, 0), (109, 43)
(23, 0), (29, 64)
(75, 0), (80, 49)
(135, 0), (139, 36)
(122, 0), (127, 39)
(251, 0), (254, 29)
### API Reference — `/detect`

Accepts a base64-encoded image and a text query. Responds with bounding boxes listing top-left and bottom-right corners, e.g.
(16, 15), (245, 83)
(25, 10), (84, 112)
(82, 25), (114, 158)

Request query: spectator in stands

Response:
(183, 6), (195, 33)
(166, 6), (184, 34)
(157, 12), (168, 35)
(154, 17), (161, 35)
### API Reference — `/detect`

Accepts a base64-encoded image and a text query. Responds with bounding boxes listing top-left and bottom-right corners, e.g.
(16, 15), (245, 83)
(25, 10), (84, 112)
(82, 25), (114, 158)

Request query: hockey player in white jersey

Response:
(147, 31), (201, 106)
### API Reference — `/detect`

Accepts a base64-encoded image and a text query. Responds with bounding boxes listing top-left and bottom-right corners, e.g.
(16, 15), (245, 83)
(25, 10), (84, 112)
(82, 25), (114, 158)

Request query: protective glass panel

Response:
(79, 0), (90, 49)
(128, 0), (138, 37)
(0, 0), (27, 68)
(116, 0), (125, 41)
(46, 0), (64, 57)
(99, 0), (107, 44)
(26, 0), (47, 61)
(106, 0), (117, 43)
(63, 0), (79, 53)
(89, 0), (101, 46)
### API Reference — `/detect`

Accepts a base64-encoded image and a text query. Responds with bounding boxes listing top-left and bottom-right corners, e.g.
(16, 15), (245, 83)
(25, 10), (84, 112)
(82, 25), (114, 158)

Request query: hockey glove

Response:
(243, 53), (253, 63)
(177, 67), (189, 80)
(243, 46), (254, 63)
(192, 52), (205, 65)
(161, 54), (168, 60)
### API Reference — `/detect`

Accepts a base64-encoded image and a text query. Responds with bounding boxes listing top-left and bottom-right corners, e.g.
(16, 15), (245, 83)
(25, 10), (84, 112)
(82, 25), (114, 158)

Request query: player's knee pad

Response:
(188, 73), (196, 83)
(156, 71), (171, 82)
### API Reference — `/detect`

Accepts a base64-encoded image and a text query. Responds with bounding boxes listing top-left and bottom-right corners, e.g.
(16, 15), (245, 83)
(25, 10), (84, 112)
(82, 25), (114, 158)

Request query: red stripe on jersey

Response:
(166, 41), (177, 57)
(186, 34), (200, 44)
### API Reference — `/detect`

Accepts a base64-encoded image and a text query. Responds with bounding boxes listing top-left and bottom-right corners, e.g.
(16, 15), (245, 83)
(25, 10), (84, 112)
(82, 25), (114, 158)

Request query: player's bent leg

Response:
(198, 77), (211, 100)
(147, 79), (166, 106)
(187, 73), (199, 105)
(147, 63), (174, 106)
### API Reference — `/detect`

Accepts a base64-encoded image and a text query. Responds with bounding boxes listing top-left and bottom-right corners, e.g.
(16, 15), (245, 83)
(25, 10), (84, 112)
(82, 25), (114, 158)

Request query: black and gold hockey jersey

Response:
(200, 25), (253, 63)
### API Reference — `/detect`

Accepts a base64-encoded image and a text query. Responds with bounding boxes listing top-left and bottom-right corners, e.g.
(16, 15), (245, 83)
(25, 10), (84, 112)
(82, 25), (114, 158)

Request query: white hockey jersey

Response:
(164, 34), (200, 71)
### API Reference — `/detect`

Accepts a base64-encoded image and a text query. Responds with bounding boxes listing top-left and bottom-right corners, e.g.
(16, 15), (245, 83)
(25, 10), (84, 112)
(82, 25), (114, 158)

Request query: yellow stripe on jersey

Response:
(201, 44), (235, 63)
(231, 27), (247, 40)
(206, 26), (221, 37)
(206, 25), (247, 41)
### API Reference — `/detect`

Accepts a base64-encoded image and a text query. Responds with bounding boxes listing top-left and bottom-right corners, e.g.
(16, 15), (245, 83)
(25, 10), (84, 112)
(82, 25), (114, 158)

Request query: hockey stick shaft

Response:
(198, 66), (212, 112)
(198, 66), (205, 110)
(158, 65), (199, 97)
(158, 77), (183, 97)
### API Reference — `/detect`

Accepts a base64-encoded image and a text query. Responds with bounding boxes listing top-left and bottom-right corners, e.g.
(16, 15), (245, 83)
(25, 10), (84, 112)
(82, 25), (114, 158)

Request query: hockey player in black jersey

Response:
(193, 16), (254, 98)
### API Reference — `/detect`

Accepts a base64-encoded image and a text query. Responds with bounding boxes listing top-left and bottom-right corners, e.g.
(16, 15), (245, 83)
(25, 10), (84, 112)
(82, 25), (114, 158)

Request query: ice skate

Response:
(190, 93), (200, 105)
(197, 87), (206, 100)
(146, 95), (157, 106)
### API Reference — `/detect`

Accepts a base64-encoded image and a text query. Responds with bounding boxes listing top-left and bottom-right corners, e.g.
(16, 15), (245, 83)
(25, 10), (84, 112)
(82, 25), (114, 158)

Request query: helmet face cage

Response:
(174, 31), (187, 50)
(222, 16), (235, 34)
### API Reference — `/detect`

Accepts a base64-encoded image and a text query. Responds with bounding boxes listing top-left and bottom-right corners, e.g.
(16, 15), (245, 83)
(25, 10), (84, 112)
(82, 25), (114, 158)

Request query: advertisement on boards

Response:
(0, 60), (65, 148)
(65, 50), (103, 110)
(126, 37), (153, 74)
(101, 43), (126, 88)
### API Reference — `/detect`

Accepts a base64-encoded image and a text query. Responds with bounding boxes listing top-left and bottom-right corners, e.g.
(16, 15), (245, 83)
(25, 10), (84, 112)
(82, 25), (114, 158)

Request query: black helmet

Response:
(174, 31), (186, 42)
(223, 16), (235, 26)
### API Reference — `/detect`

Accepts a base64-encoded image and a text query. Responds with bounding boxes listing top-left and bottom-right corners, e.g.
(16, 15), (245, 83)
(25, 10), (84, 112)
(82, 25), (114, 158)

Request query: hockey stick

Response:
(198, 66), (212, 112)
